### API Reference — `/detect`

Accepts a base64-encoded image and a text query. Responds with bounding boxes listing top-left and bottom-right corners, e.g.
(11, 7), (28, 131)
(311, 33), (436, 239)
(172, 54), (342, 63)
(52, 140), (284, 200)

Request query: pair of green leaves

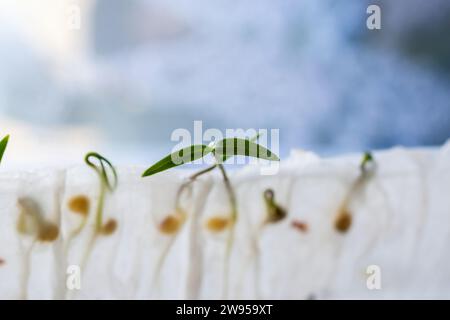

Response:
(0, 135), (9, 164)
(142, 137), (280, 177)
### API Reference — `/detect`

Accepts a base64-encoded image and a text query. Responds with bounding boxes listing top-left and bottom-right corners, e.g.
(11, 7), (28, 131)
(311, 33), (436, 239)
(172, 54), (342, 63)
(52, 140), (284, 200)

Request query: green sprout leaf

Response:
(360, 151), (375, 175)
(220, 133), (261, 163)
(142, 144), (213, 177)
(0, 135), (10, 164)
(85, 152), (118, 191)
(214, 137), (279, 163)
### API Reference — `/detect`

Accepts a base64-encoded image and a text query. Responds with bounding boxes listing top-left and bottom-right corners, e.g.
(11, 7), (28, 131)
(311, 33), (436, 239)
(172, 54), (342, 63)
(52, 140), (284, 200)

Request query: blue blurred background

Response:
(0, 0), (449, 167)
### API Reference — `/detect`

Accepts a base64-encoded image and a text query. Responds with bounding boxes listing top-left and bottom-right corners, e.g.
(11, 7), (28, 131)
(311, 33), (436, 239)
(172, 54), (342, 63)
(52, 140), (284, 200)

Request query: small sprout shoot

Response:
(85, 152), (118, 234)
(263, 189), (287, 224)
(70, 153), (119, 296)
(334, 152), (376, 233)
(0, 134), (9, 164)
(360, 152), (375, 176)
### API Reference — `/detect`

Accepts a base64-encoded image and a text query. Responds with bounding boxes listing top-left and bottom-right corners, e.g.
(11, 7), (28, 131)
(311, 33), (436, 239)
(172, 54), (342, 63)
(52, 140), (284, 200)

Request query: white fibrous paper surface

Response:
(0, 142), (449, 299)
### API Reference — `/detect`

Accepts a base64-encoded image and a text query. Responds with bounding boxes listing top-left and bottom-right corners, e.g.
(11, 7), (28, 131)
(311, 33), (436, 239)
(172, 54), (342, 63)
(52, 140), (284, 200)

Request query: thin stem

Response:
(20, 241), (35, 300)
(217, 164), (237, 219)
(151, 235), (177, 291)
(96, 181), (107, 232)
(63, 217), (88, 255)
(150, 164), (218, 290)
(175, 164), (217, 208)
(217, 163), (237, 299)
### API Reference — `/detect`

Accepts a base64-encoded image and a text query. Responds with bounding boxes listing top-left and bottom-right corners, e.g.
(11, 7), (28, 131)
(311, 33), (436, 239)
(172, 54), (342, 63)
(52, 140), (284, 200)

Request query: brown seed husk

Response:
(159, 209), (186, 234)
(206, 216), (231, 232)
(38, 223), (59, 242)
(159, 216), (181, 234)
(68, 195), (90, 216)
(335, 210), (352, 233)
(100, 218), (118, 235)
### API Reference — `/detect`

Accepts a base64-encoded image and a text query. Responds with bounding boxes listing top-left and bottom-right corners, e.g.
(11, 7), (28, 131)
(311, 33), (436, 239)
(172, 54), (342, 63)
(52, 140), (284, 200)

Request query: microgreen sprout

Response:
(68, 152), (118, 298)
(0, 135), (10, 165)
(84, 152), (118, 233)
(17, 197), (59, 242)
(16, 196), (59, 299)
(142, 134), (279, 297)
(263, 189), (287, 224)
(335, 151), (376, 233)
(241, 188), (287, 298)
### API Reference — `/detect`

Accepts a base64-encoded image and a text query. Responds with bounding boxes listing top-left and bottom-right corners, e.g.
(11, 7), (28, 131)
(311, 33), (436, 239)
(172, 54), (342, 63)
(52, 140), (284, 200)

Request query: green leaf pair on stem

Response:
(142, 136), (280, 177)
(141, 134), (279, 299)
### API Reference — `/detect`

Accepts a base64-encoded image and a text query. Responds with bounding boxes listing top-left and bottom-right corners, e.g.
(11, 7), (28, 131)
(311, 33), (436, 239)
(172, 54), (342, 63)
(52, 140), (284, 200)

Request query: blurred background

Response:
(0, 0), (449, 168)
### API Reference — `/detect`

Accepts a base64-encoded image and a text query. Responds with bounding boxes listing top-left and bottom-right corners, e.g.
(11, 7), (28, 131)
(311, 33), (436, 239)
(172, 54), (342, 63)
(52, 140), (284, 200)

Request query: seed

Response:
(0, 258), (5, 266)
(159, 209), (186, 234)
(68, 195), (90, 216)
(206, 216), (231, 232)
(100, 218), (118, 235)
(291, 220), (308, 232)
(335, 210), (352, 233)
(159, 215), (182, 234)
(38, 223), (59, 242)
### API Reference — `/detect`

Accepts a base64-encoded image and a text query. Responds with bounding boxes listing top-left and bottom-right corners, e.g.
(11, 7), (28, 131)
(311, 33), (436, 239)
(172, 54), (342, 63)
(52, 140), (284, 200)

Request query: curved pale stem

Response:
(217, 163), (237, 299)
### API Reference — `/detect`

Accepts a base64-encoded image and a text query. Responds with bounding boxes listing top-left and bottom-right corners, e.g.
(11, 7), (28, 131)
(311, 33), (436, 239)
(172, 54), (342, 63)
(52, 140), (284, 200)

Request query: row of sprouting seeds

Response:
(0, 134), (375, 298)
(141, 134), (280, 295)
(139, 135), (375, 298)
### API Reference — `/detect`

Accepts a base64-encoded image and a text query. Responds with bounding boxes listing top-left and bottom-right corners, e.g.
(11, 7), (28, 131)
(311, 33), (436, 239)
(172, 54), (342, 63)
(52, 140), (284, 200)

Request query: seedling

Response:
(84, 152), (118, 234)
(0, 135), (9, 165)
(17, 197), (59, 242)
(263, 189), (287, 224)
(334, 152), (376, 233)
(243, 188), (287, 298)
(16, 196), (59, 299)
(142, 135), (278, 225)
(71, 152), (118, 292)
(142, 135), (279, 297)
